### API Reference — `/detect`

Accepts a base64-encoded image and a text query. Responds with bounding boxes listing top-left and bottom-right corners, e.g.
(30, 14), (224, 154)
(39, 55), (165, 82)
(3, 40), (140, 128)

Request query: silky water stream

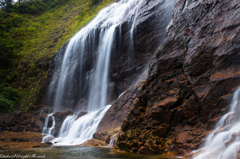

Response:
(191, 88), (240, 159)
(42, 0), (146, 146)
(39, 0), (177, 158)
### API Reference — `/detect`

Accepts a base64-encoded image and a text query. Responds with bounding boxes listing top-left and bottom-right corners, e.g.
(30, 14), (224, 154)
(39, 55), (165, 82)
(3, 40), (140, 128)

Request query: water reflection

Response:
(0, 146), (178, 159)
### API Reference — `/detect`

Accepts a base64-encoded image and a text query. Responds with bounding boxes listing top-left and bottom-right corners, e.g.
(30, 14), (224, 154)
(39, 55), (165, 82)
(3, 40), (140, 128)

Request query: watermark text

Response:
(0, 154), (46, 159)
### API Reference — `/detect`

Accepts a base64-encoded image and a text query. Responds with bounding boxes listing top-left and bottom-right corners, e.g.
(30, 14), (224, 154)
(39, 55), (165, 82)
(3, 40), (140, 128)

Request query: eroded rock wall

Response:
(117, 0), (240, 155)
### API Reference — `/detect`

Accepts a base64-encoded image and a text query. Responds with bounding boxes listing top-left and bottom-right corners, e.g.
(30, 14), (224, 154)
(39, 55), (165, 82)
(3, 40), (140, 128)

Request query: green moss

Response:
(2, 0), (114, 109)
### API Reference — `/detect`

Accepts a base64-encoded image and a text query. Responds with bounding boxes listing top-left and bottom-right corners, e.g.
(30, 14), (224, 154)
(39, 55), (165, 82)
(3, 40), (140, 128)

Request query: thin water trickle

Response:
(108, 131), (120, 147)
(193, 88), (240, 159)
(42, 113), (56, 143)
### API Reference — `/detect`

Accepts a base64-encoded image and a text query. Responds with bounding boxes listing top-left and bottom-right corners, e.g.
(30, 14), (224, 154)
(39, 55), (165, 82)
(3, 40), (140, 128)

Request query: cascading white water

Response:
(58, 115), (77, 137)
(52, 105), (111, 145)
(87, 26), (115, 112)
(41, 0), (148, 145)
(193, 88), (240, 159)
(42, 113), (56, 143)
(42, 0), (177, 146)
(52, 0), (146, 112)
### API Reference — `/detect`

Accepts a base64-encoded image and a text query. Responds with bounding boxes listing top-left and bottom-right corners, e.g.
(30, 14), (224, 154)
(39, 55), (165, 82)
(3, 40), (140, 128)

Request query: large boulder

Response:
(117, 0), (240, 155)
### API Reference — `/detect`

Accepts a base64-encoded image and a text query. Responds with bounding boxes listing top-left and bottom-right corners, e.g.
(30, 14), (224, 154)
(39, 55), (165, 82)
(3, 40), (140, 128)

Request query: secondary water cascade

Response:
(42, 0), (150, 145)
(42, 114), (56, 143)
(52, 105), (111, 145)
(192, 88), (240, 159)
(108, 131), (120, 147)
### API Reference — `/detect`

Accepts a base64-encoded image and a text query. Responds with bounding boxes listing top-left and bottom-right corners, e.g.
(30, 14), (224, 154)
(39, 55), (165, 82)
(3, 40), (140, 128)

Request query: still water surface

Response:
(0, 146), (179, 159)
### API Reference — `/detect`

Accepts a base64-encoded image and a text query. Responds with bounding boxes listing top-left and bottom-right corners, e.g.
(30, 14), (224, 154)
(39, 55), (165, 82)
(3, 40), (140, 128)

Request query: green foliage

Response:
(0, 86), (19, 113)
(0, 87), (19, 102)
(8, 0), (69, 15)
(0, 96), (14, 112)
(0, 11), (24, 69)
(89, 0), (101, 6)
(0, 0), (113, 109)
(24, 106), (29, 113)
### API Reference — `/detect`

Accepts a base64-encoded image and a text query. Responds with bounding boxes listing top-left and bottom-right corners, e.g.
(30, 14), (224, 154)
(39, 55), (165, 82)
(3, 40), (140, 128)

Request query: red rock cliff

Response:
(116, 0), (240, 155)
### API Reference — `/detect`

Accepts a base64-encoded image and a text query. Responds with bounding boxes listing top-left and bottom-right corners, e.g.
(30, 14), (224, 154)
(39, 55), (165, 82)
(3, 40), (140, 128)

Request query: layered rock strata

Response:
(117, 0), (240, 155)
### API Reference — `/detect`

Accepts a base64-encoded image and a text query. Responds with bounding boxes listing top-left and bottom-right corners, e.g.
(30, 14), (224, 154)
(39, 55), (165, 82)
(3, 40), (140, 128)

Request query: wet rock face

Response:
(46, 0), (175, 111)
(51, 110), (73, 136)
(32, 109), (75, 136)
(32, 109), (74, 137)
(117, 0), (240, 155)
(110, 0), (176, 92)
(94, 72), (147, 143)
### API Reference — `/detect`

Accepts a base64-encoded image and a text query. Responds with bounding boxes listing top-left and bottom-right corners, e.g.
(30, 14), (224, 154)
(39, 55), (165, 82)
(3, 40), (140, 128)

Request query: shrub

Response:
(0, 87), (20, 102)
(0, 95), (14, 112)
(0, 86), (19, 113)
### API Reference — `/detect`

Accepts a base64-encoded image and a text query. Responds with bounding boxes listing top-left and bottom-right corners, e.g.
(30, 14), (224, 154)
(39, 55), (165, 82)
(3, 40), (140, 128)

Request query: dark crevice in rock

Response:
(222, 22), (240, 32)
(116, 0), (240, 155)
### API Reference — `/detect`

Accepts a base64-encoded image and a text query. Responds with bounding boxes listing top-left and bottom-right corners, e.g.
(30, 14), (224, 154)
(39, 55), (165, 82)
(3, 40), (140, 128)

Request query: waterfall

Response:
(52, 105), (111, 145)
(87, 26), (115, 112)
(42, 0), (175, 146)
(58, 115), (78, 138)
(41, 0), (147, 145)
(193, 88), (240, 159)
(51, 0), (146, 112)
(42, 113), (56, 143)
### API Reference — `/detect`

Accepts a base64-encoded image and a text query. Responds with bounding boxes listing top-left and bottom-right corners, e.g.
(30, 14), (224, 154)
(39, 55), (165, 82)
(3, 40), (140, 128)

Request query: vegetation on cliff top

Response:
(0, 0), (113, 112)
